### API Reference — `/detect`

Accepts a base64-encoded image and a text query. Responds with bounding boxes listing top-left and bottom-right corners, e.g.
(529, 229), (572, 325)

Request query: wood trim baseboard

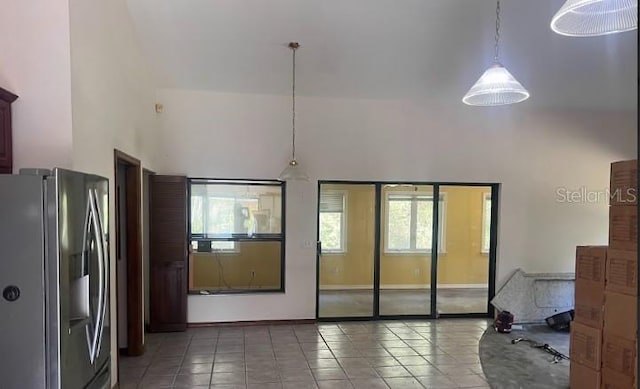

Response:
(188, 319), (316, 328)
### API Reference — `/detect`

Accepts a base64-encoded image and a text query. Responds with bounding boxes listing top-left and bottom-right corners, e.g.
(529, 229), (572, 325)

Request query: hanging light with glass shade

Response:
(279, 42), (309, 181)
(550, 0), (637, 37)
(463, 1), (529, 106)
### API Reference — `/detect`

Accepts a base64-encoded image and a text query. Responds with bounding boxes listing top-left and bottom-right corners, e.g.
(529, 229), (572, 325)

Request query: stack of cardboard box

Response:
(570, 160), (637, 389)
(571, 245), (607, 388)
(602, 160), (637, 389)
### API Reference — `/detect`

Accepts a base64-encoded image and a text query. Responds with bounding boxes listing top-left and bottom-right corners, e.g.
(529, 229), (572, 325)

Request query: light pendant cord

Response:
(494, 0), (501, 63)
(290, 43), (298, 162)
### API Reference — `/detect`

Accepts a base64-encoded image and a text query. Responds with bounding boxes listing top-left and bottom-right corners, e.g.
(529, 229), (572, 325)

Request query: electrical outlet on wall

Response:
(302, 240), (315, 248)
(413, 268), (420, 276)
(250, 270), (256, 277)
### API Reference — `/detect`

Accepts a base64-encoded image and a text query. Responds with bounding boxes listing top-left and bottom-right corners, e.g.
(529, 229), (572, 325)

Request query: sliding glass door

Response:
(379, 184), (436, 316)
(316, 182), (498, 320)
(317, 184), (376, 318)
(436, 186), (494, 315)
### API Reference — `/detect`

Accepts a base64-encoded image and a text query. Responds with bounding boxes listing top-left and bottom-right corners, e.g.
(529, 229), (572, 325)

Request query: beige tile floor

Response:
(119, 319), (492, 389)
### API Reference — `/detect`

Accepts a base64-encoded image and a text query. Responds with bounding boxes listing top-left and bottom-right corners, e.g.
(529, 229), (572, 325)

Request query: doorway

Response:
(316, 181), (498, 320)
(114, 150), (144, 359)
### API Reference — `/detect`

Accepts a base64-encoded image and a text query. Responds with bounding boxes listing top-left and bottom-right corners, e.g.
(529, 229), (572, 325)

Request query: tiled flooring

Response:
(119, 319), (492, 389)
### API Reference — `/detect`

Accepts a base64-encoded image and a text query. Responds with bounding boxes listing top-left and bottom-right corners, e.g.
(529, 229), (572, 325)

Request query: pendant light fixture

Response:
(550, 0), (637, 37)
(279, 42), (309, 181)
(463, 1), (529, 106)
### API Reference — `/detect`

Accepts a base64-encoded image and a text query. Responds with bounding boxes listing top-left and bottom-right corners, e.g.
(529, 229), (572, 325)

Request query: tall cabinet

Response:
(0, 87), (18, 174)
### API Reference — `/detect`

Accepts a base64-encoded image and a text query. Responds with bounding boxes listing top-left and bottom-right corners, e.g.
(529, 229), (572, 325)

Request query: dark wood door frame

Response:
(114, 149), (144, 360)
(142, 168), (155, 333)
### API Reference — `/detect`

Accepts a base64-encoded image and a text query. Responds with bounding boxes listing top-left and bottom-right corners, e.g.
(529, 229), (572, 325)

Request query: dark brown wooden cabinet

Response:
(149, 175), (188, 332)
(0, 88), (18, 174)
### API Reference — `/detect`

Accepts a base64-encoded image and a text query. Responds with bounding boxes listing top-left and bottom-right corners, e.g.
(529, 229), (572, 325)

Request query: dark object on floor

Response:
(479, 324), (569, 388)
(494, 310), (515, 333)
(545, 309), (574, 332)
(511, 337), (570, 364)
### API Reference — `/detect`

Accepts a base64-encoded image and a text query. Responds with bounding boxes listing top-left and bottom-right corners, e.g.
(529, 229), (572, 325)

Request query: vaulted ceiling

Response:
(126, 0), (637, 110)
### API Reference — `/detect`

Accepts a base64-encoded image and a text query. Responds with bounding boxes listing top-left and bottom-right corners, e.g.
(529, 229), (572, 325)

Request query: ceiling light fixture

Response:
(463, 1), (529, 106)
(550, 0), (637, 37)
(279, 42), (309, 181)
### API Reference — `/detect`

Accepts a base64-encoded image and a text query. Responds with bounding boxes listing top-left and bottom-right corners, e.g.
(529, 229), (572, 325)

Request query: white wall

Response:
(0, 0), (74, 170)
(69, 0), (158, 383)
(154, 89), (636, 323)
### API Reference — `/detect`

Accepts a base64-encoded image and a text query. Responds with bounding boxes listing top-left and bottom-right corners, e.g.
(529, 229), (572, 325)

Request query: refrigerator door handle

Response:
(83, 192), (96, 363)
(92, 189), (108, 364)
(84, 189), (106, 365)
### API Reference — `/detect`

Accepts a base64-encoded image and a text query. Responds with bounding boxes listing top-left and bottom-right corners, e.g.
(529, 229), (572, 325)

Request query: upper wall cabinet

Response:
(0, 87), (18, 174)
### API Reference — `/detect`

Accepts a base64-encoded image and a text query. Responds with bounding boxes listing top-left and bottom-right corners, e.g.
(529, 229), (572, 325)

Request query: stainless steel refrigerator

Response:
(0, 168), (111, 389)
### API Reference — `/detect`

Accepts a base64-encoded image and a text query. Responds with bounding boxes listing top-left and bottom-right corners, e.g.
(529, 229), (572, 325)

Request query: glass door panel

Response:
(379, 184), (435, 316)
(318, 184), (376, 318)
(436, 185), (492, 315)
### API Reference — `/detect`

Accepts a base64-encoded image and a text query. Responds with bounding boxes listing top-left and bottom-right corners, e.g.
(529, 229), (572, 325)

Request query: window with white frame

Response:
(190, 195), (243, 251)
(190, 181), (283, 251)
(319, 191), (346, 253)
(384, 193), (446, 253)
(481, 193), (492, 253)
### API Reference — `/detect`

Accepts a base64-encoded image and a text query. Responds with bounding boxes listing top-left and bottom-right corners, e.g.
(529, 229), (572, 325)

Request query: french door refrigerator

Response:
(0, 168), (110, 389)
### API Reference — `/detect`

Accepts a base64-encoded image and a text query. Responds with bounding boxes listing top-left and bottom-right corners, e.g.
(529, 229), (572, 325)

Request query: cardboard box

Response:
(609, 206), (638, 251)
(610, 160), (638, 206)
(602, 333), (637, 378)
(575, 283), (605, 328)
(576, 246), (608, 290)
(570, 361), (600, 389)
(571, 322), (603, 370)
(604, 292), (637, 340)
(602, 367), (637, 389)
(607, 249), (638, 296)
(574, 246), (607, 328)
